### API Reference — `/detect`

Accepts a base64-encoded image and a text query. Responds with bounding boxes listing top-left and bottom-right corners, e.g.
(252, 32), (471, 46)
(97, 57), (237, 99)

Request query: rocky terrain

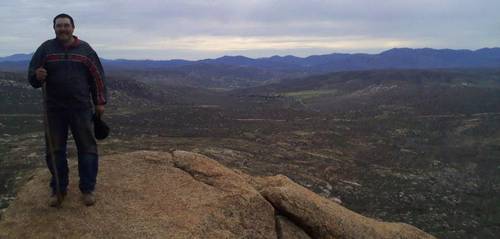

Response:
(0, 150), (434, 239)
(1, 68), (499, 238)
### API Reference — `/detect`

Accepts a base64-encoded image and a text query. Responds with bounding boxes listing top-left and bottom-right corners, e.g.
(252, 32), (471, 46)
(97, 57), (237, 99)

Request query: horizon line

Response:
(1, 46), (499, 62)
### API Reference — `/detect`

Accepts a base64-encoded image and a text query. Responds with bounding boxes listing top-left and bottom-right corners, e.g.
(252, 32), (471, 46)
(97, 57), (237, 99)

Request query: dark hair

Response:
(53, 13), (74, 28)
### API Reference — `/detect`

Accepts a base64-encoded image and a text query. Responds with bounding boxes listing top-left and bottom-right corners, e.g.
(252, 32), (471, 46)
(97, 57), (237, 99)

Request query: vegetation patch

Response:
(282, 89), (339, 100)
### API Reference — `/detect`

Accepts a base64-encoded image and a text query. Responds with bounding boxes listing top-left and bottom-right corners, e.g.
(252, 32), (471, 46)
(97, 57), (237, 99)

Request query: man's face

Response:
(54, 17), (74, 42)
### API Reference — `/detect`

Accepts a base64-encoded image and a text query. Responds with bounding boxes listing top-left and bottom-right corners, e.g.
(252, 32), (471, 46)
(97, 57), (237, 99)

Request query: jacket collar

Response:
(56, 35), (80, 49)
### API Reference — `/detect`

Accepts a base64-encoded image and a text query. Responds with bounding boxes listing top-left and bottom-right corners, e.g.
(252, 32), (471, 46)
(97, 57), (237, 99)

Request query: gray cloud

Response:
(0, 0), (499, 59)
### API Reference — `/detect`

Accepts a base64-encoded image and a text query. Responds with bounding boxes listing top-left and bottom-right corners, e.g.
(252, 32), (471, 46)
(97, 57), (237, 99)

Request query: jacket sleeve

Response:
(27, 44), (46, 88)
(87, 49), (107, 105)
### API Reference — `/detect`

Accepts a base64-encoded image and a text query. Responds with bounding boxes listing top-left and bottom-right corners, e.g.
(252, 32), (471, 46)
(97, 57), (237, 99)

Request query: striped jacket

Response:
(28, 36), (106, 110)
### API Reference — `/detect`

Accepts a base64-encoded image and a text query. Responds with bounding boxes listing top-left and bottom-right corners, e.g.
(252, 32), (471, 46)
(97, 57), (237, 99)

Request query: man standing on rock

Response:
(28, 13), (106, 207)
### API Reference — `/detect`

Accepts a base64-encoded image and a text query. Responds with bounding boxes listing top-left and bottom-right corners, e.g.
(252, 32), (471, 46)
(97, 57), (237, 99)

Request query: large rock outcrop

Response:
(0, 151), (435, 238)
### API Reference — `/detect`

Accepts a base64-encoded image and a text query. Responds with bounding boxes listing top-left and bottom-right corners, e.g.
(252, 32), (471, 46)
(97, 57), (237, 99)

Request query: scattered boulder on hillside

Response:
(0, 151), (435, 239)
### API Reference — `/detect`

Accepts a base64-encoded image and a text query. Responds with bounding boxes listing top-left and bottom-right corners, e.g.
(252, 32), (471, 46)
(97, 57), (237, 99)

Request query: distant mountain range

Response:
(0, 54), (33, 62)
(2, 48), (500, 74)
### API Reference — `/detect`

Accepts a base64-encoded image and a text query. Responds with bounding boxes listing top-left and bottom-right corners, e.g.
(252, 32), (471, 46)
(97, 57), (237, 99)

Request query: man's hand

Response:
(95, 105), (105, 118)
(35, 67), (47, 82)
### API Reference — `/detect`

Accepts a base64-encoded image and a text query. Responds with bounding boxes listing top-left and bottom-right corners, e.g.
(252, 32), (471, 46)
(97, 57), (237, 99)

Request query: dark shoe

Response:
(49, 192), (66, 207)
(82, 192), (96, 206)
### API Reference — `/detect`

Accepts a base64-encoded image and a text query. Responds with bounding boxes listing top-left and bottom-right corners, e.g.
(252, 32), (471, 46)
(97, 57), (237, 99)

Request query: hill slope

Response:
(235, 69), (500, 114)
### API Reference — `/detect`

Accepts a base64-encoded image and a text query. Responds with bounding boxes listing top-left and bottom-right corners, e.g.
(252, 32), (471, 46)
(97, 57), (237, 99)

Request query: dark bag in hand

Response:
(93, 114), (110, 140)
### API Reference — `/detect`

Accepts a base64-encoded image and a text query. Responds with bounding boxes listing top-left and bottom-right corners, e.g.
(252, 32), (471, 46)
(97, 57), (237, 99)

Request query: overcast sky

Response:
(1, 0), (499, 60)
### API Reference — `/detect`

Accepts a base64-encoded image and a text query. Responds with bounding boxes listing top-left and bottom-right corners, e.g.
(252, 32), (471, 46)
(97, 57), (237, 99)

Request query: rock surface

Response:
(0, 151), (435, 239)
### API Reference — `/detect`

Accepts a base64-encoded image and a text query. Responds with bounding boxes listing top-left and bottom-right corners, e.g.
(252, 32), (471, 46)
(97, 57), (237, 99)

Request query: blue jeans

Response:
(45, 109), (98, 194)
